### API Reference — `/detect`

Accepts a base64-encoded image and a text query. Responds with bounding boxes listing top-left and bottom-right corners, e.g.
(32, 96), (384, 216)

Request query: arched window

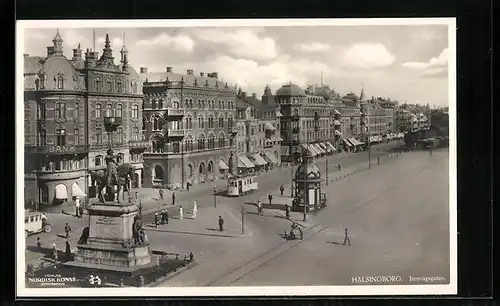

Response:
(187, 164), (193, 177)
(96, 103), (101, 118)
(198, 135), (205, 150)
(154, 165), (163, 181)
(132, 105), (139, 119)
(117, 80), (123, 93)
(39, 73), (46, 89)
(132, 126), (139, 141)
(57, 76), (64, 89)
(153, 116), (160, 131)
(172, 101), (179, 109)
(198, 116), (204, 129)
(158, 98), (164, 109)
(221, 101), (225, 109)
(116, 104), (123, 118)
(55, 102), (66, 119)
(151, 98), (157, 109)
(107, 79), (112, 92)
(131, 81), (138, 93)
(96, 77), (102, 92)
(228, 115), (233, 128)
(74, 102), (79, 119)
(199, 162), (205, 175)
(208, 161), (213, 173)
(189, 99), (193, 108)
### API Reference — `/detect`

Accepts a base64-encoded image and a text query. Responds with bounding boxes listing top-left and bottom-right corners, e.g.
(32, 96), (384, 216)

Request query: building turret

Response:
(261, 84), (275, 105)
(72, 43), (82, 60)
(49, 29), (64, 56)
(120, 44), (128, 64)
(122, 53), (129, 72)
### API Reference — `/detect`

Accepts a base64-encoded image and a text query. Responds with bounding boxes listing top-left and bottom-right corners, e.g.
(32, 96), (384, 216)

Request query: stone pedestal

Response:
(64, 200), (154, 276)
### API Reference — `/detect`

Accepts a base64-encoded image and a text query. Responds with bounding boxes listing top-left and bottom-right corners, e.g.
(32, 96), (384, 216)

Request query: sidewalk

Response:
(143, 205), (251, 239)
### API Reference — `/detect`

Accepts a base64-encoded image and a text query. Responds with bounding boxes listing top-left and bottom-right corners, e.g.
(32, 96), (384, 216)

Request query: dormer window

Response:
(39, 73), (46, 89)
(117, 80), (123, 93)
(96, 77), (102, 92)
(57, 76), (64, 89)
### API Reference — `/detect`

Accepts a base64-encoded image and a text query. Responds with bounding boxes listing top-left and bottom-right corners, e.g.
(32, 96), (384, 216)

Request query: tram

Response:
(227, 174), (258, 196)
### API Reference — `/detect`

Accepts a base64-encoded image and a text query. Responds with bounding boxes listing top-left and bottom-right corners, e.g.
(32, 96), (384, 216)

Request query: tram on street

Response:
(227, 174), (258, 196)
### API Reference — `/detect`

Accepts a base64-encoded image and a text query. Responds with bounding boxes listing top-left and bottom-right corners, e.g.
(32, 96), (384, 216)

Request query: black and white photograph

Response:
(17, 18), (456, 296)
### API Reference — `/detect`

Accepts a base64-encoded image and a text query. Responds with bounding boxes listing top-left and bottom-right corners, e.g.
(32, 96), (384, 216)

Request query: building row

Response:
(23, 31), (406, 208)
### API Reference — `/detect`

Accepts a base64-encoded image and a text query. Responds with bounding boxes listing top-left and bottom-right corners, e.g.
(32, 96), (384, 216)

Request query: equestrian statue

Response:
(90, 148), (136, 203)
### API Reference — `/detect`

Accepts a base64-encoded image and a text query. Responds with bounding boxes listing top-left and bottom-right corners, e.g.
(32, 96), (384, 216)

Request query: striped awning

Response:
(263, 151), (279, 164)
(349, 138), (364, 146)
(219, 160), (229, 170)
(238, 154), (255, 168)
(376, 135), (384, 142)
(334, 109), (341, 115)
(319, 143), (328, 151)
(309, 144), (320, 155)
(301, 144), (316, 156)
(276, 136), (283, 141)
(335, 130), (342, 136)
(314, 143), (325, 154)
(333, 120), (341, 126)
(342, 138), (353, 147)
(251, 153), (268, 166)
(326, 141), (337, 151)
(276, 111), (283, 117)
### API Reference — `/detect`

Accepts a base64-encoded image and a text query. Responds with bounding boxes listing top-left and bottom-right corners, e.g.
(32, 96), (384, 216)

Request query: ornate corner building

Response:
(23, 31), (147, 208)
(140, 67), (238, 189)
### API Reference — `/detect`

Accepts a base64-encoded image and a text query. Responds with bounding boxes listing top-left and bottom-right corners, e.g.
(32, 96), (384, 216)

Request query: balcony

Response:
(165, 129), (185, 139)
(292, 127), (300, 134)
(227, 126), (238, 136)
(128, 140), (150, 149)
(165, 109), (185, 121)
(25, 144), (90, 155)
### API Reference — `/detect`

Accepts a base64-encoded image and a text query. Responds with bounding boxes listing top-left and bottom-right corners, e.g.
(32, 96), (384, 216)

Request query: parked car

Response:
(25, 210), (51, 237)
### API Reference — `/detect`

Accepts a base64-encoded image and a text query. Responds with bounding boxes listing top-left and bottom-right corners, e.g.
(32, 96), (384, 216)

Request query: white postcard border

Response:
(16, 17), (457, 297)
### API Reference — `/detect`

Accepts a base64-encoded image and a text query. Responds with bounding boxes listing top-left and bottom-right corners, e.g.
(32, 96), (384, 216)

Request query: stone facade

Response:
(140, 67), (238, 189)
(23, 31), (147, 208)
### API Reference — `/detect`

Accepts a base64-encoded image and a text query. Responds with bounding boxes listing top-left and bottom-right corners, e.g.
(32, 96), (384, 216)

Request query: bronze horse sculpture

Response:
(90, 150), (136, 203)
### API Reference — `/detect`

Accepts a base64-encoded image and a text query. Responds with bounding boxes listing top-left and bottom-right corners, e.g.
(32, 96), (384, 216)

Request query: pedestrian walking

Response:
(338, 164), (342, 171)
(52, 244), (58, 261)
(280, 185), (284, 196)
(257, 200), (263, 216)
(172, 191), (176, 206)
(192, 201), (198, 219)
(160, 210), (165, 225)
(285, 204), (290, 219)
(343, 228), (351, 246)
(75, 197), (80, 217)
(218, 215), (224, 231)
(430, 147), (433, 156)
(179, 205), (183, 220)
(64, 223), (71, 239)
(159, 188), (164, 201)
(268, 193), (273, 206)
(154, 213), (160, 228)
(164, 209), (169, 224)
(65, 240), (72, 261)
(36, 237), (41, 248)
(41, 213), (47, 228)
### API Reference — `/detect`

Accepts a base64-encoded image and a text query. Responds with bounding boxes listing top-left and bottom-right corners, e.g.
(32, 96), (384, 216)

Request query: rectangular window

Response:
(74, 103), (79, 119)
(117, 82), (123, 93)
(96, 128), (102, 144)
(56, 103), (66, 119)
(107, 81), (112, 92)
(96, 104), (101, 118)
(74, 129), (79, 145)
(56, 129), (66, 146)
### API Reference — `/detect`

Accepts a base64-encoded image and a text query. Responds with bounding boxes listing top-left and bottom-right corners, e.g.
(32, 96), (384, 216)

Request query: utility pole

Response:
(325, 156), (329, 186)
(303, 155), (308, 222)
(213, 186), (217, 208)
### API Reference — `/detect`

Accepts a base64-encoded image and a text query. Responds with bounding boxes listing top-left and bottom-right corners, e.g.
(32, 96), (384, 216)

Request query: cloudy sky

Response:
(22, 23), (451, 106)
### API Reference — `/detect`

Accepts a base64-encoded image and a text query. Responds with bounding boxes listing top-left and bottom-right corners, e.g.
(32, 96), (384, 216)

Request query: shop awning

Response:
(238, 154), (255, 168)
(302, 144), (316, 156)
(263, 151), (279, 164)
(264, 122), (275, 131)
(276, 136), (283, 141)
(55, 184), (68, 200)
(276, 111), (283, 117)
(251, 153), (268, 166)
(342, 138), (353, 147)
(333, 120), (341, 126)
(326, 141), (337, 151)
(72, 183), (86, 198)
(314, 143), (325, 154)
(309, 144), (321, 156)
(334, 109), (341, 115)
(335, 130), (342, 136)
(369, 136), (376, 143)
(219, 160), (229, 170)
(376, 135), (384, 142)
(349, 138), (364, 146)
(319, 143), (328, 151)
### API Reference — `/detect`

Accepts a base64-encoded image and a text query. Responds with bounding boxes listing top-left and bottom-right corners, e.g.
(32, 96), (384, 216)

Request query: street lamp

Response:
(213, 185), (217, 208)
(360, 110), (371, 168)
(303, 154), (308, 222)
(241, 206), (245, 234)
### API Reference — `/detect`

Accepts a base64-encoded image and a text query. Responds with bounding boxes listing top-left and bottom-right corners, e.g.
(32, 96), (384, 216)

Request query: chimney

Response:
(140, 67), (148, 74)
(187, 69), (194, 76)
(200, 72), (204, 77)
(72, 48), (82, 61)
(166, 67), (173, 73)
(252, 93), (256, 98)
(212, 72), (219, 79)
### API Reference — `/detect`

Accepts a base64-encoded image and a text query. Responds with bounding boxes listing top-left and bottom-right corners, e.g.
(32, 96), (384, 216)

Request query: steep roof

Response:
(141, 71), (235, 91)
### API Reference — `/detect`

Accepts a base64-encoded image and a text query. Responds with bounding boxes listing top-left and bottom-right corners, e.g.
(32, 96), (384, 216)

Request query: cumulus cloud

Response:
(136, 33), (195, 53)
(401, 48), (448, 77)
(191, 28), (278, 61)
(294, 42), (331, 53)
(342, 43), (396, 69)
